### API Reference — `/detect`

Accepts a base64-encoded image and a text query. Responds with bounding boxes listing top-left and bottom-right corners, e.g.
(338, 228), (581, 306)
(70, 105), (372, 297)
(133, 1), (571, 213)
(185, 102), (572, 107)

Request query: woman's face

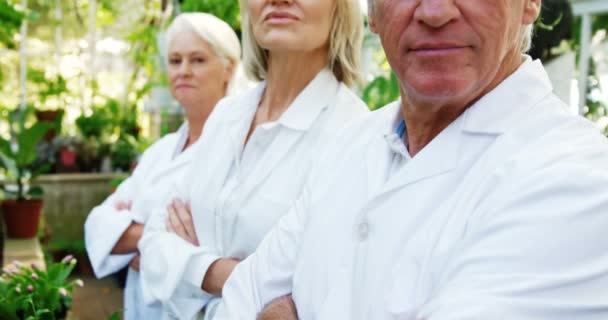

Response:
(248, 0), (335, 53)
(167, 30), (232, 112)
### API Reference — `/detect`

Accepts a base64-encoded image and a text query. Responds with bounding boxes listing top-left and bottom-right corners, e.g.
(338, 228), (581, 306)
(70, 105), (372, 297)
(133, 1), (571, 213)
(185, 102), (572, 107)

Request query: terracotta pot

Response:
(1, 199), (43, 238)
(35, 109), (63, 141)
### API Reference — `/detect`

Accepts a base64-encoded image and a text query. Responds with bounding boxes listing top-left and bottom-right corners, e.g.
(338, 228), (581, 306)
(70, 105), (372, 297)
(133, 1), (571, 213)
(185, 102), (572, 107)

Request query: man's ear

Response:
(522, 0), (541, 25)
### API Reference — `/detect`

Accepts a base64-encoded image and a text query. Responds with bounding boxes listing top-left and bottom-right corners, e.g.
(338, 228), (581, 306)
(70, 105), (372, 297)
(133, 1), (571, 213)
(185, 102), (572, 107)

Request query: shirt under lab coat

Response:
(138, 69), (369, 319)
(215, 57), (608, 319)
(85, 124), (197, 320)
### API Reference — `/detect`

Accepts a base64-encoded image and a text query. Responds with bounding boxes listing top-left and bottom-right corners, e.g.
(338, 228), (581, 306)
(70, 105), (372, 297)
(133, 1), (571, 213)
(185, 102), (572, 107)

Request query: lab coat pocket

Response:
(385, 255), (423, 320)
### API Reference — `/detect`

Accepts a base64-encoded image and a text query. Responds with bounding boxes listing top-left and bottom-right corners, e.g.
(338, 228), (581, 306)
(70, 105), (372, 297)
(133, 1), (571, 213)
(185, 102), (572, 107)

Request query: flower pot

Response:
(35, 109), (64, 141)
(56, 147), (80, 173)
(1, 199), (43, 238)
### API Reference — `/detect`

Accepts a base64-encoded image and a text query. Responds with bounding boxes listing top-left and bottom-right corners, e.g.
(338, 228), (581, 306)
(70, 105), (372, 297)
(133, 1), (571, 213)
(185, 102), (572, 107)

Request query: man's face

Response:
(369, 0), (540, 111)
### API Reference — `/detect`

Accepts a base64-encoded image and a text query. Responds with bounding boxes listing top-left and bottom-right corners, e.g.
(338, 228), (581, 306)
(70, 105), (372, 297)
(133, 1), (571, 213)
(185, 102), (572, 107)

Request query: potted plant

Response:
(0, 256), (83, 320)
(28, 71), (69, 142)
(0, 108), (53, 238)
(110, 134), (140, 172)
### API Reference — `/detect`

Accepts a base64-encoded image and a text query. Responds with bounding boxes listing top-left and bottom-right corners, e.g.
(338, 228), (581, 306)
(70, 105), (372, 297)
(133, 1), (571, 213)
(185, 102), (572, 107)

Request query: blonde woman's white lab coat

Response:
(138, 69), (369, 319)
(85, 125), (198, 320)
(215, 58), (608, 319)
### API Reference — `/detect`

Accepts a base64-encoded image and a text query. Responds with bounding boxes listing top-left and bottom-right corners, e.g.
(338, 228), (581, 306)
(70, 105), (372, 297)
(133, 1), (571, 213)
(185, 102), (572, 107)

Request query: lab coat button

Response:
(357, 222), (370, 241)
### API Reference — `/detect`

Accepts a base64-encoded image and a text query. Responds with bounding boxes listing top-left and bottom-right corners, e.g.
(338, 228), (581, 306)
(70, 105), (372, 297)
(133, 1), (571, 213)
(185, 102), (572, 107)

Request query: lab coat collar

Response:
(220, 68), (338, 133)
(222, 83), (265, 125)
(371, 56), (553, 195)
(172, 123), (189, 159)
(374, 109), (464, 195)
(462, 56), (554, 135)
(277, 68), (338, 131)
(146, 123), (198, 184)
(231, 71), (339, 202)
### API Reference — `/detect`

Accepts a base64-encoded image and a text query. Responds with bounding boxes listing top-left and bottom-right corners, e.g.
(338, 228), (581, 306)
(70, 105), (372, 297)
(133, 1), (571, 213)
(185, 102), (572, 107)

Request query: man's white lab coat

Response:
(215, 58), (608, 319)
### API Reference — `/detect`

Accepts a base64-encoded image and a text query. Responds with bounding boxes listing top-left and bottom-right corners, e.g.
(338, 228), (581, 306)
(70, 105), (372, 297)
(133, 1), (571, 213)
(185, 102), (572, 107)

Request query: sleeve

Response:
(139, 226), (217, 319)
(213, 183), (312, 319)
(84, 138), (167, 278)
(84, 171), (140, 278)
(137, 166), (217, 319)
(415, 156), (608, 320)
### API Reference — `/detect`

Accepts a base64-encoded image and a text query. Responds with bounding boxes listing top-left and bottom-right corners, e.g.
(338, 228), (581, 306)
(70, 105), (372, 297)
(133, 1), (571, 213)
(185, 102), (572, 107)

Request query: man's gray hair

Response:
(520, 24), (534, 53)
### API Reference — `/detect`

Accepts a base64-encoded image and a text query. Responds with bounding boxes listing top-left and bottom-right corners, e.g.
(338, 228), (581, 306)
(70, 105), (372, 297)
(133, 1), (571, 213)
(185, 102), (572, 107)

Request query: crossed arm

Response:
(109, 201), (144, 271)
(165, 198), (298, 318)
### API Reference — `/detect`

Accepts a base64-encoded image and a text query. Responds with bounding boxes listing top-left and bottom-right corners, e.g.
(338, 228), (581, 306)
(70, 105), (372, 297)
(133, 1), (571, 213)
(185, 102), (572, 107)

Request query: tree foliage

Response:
(0, 0), (25, 50)
(180, 0), (241, 35)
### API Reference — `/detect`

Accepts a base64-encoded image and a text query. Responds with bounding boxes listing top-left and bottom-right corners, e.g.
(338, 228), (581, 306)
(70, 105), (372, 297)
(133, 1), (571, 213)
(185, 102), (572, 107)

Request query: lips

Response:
(175, 84), (195, 89)
(411, 41), (469, 50)
(408, 42), (471, 57)
(264, 11), (299, 23)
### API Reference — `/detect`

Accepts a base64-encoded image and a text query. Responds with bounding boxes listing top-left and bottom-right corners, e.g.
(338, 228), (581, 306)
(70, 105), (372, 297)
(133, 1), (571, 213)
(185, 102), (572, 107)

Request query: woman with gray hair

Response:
(84, 12), (242, 320)
(138, 0), (369, 319)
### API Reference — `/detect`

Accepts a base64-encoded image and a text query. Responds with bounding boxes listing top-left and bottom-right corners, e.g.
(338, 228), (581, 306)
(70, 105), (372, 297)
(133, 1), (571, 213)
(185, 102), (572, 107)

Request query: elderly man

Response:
(213, 0), (608, 319)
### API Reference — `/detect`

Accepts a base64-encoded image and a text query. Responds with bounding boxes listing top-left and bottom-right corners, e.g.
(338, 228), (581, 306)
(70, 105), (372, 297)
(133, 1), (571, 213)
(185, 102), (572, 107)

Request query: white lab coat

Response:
(85, 125), (197, 320)
(215, 57), (608, 319)
(138, 69), (369, 320)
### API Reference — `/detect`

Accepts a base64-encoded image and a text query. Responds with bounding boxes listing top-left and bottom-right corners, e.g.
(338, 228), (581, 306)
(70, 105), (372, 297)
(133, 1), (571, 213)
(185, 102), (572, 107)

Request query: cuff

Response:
(182, 252), (222, 292)
(85, 207), (136, 277)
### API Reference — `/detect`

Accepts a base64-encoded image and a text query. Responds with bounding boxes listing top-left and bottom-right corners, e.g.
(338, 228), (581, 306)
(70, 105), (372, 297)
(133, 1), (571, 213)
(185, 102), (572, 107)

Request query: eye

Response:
(169, 58), (181, 65)
(192, 57), (206, 63)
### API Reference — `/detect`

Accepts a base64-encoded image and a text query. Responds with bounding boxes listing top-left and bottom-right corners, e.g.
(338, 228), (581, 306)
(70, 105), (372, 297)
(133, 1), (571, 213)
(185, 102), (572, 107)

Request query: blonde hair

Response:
(239, 0), (364, 87)
(165, 13), (244, 93)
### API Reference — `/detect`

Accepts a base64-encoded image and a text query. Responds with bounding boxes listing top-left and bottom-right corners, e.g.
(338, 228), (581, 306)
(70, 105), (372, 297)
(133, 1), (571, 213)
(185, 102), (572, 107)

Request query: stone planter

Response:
(35, 173), (127, 242)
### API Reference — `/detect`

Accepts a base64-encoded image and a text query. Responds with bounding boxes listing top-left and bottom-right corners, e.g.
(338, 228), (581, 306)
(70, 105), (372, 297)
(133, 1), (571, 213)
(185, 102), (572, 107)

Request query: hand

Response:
(258, 295), (298, 320)
(129, 252), (141, 272)
(114, 200), (132, 211)
(166, 199), (199, 246)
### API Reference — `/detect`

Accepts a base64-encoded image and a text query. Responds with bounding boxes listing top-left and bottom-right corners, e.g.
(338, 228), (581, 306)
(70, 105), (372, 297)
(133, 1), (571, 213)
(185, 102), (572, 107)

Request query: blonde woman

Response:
(139, 0), (368, 319)
(84, 13), (243, 320)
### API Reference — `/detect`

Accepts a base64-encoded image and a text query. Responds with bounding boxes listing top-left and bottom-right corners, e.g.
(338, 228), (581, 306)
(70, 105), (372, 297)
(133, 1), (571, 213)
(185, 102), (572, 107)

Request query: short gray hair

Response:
(166, 13), (241, 68)
(165, 13), (243, 93)
(520, 24), (534, 53)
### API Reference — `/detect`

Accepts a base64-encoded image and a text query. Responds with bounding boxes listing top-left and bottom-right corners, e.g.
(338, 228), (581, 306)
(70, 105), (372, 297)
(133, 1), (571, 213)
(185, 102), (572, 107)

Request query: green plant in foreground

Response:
(0, 256), (83, 320)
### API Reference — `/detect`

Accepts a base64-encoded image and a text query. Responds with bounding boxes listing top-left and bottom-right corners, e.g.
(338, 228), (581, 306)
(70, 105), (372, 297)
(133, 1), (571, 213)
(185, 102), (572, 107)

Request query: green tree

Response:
(180, 0), (241, 35)
(0, 0), (25, 50)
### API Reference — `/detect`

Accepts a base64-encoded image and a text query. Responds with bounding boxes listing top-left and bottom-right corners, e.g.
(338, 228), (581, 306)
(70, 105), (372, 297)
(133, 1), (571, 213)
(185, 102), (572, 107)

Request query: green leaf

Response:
(15, 122), (53, 167)
(27, 185), (44, 198)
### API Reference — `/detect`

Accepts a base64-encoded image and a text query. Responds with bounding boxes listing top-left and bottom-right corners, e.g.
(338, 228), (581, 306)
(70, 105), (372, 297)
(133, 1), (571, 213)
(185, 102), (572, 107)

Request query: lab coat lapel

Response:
(235, 70), (337, 201)
(194, 87), (262, 211)
(376, 117), (463, 197)
(369, 57), (553, 198)
(238, 129), (303, 199)
(145, 124), (192, 184)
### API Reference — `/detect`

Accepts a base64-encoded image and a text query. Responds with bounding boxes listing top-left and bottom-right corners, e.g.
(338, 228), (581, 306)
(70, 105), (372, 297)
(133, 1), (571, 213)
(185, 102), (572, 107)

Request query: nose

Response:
(414, 0), (460, 29)
(177, 60), (192, 77)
